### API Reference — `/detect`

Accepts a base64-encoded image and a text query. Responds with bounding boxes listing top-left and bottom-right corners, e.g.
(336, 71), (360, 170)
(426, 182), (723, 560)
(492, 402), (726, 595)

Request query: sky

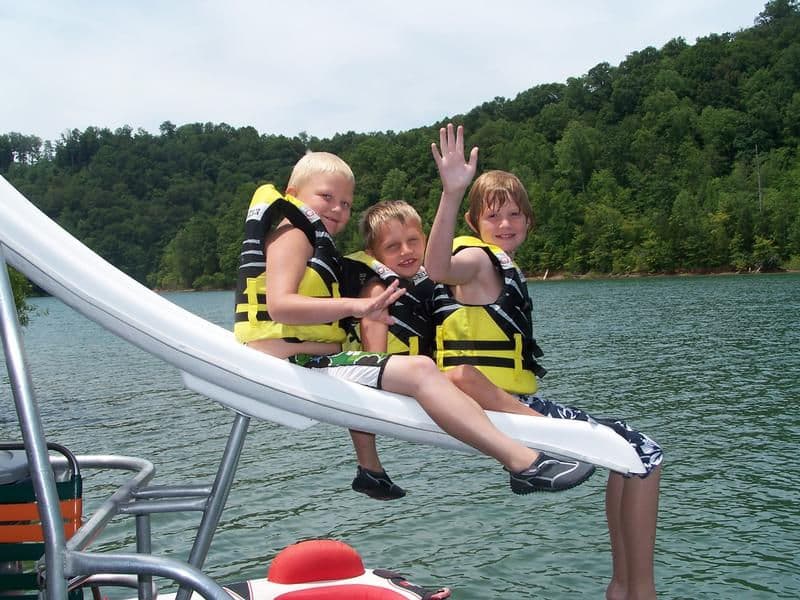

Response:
(1, 0), (770, 143)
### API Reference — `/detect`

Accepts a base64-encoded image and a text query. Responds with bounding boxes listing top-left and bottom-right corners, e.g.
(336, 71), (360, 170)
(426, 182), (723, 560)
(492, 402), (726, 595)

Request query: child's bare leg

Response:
(349, 429), (382, 471)
(622, 466), (660, 600)
(383, 356), (596, 493)
(606, 472), (628, 600)
(383, 356), (538, 471)
(446, 365), (544, 416)
(606, 467), (661, 600)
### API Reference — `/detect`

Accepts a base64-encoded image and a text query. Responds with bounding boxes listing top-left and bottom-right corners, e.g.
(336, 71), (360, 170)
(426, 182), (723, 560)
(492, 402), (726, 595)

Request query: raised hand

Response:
(431, 123), (479, 196)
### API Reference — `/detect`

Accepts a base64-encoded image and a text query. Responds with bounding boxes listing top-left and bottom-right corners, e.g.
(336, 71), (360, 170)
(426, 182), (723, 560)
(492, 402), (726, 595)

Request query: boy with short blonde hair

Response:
(425, 124), (664, 600)
(360, 200), (424, 252)
(340, 200), (432, 498)
(287, 151), (355, 189)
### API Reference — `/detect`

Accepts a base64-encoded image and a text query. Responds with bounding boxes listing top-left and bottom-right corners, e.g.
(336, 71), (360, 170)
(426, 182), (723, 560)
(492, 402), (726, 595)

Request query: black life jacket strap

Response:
(442, 356), (515, 368)
(441, 340), (517, 351)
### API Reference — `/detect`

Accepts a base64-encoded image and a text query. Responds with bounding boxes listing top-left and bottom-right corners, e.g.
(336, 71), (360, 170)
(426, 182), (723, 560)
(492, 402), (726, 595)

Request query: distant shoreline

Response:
(529, 268), (800, 282)
(146, 267), (800, 293)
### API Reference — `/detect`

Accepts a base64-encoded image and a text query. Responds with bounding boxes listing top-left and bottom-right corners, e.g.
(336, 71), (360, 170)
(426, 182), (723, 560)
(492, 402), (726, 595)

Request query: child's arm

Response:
(266, 224), (403, 325)
(425, 123), (481, 285)
(358, 280), (390, 353)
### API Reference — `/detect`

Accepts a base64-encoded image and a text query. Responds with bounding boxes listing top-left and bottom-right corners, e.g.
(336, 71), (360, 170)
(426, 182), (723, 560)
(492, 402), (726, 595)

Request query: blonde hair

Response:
(287, 151), (355, 190)
(359, 200), (423, 252)
(466, 170), (535, 231)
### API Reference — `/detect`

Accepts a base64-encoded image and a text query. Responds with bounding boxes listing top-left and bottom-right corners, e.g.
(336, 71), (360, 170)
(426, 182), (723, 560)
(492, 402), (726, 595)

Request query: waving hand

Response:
(431, 123), (479, 196)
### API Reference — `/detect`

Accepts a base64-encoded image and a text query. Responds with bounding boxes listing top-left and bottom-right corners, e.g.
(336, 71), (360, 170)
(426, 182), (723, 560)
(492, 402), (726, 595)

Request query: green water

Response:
(2, 274), (798, 599)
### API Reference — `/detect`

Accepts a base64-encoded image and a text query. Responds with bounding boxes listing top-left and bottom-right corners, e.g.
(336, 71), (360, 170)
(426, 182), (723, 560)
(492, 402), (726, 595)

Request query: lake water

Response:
(2, 274), (798, 599)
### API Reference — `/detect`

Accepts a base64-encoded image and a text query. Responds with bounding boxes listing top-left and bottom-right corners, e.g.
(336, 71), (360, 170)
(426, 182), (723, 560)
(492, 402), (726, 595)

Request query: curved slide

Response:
(0, 176), (644, 474)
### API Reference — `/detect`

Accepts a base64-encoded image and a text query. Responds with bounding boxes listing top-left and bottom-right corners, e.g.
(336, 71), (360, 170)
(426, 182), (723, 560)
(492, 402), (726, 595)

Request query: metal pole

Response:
(68, 551), (231, 600)
(135, 514), (154, 600)
(175, 411), (250, 600)
(0, 253), (68, 599)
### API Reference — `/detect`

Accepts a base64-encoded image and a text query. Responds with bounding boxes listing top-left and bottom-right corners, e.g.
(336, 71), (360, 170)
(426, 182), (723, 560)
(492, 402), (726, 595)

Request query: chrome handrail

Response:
(1, 251), (233, 600)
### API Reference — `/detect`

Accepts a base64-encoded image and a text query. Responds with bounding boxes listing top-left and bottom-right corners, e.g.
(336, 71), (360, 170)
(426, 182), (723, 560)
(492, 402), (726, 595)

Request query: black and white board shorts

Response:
(290, 351), (391, 389)
(518, 393), (663, 477)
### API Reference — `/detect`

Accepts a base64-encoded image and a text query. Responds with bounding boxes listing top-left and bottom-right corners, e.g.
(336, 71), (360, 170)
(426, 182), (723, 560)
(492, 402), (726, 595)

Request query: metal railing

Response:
(1, 251), (244, 600)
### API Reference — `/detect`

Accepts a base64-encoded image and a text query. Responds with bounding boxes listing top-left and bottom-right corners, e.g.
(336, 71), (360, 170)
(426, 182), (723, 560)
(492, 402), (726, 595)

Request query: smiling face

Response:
(287, 172), (354, 236)
(469, 198), (529, 255)
(369, 218), (426, 279)
(465, 170), (534, 256)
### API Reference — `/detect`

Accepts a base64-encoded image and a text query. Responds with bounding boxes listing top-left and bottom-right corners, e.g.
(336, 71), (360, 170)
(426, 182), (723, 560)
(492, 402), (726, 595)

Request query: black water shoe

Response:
(509, 454), (595, 494)
(352, 466), (406, 500)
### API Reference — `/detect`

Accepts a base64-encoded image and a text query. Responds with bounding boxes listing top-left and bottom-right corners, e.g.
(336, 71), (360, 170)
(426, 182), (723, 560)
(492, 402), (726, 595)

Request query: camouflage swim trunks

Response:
(290, 351), (391, 389)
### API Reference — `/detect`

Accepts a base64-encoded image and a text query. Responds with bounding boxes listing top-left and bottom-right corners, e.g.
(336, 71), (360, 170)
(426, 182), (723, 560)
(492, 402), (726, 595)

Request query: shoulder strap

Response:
(341, 251), (400, 297)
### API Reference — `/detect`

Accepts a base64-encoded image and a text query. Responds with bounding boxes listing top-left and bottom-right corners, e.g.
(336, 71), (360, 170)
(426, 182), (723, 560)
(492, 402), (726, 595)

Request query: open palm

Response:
(431, 123), (478, 195)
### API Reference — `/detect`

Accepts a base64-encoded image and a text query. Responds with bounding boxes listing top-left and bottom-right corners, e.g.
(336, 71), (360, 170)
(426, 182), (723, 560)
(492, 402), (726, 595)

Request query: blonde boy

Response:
(424, 124), (664, 600)
(234, 151), (592, 499)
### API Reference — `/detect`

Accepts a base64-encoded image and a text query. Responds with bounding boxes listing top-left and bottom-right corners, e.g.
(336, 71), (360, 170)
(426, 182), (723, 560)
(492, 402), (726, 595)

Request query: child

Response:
(233, 151), (595, 499)
(344, 201), (569, 498)
(340, 201), (434, 499)
(424, 124), (663, 600)
(348, 200), (569, 417)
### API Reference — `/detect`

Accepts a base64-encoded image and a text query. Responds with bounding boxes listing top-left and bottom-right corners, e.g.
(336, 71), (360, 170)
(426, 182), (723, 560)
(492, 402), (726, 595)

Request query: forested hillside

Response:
(3, 1), (799, 289)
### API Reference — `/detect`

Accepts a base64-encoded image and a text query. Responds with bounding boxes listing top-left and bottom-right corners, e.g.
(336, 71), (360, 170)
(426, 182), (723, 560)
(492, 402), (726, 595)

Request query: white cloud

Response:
(0, 0), (767, 142)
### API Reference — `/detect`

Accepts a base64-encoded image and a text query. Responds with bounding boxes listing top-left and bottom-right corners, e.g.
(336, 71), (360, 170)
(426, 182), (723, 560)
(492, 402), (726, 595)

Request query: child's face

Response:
(472, 199), (529, 255)
(369, 219), (426, 279)
(288, 172), (354, 236)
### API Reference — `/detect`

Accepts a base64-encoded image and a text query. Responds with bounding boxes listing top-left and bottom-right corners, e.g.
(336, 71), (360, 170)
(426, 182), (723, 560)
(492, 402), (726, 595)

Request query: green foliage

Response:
(8, 268), (32, 326)
(380, 168), (414, 201)
(554, 121), (602, 193)
(752, 235), (781, 270)
(3, 2), (800, 285)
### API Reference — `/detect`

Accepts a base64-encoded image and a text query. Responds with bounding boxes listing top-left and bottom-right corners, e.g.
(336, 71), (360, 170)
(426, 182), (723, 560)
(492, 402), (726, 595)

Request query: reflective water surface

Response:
(2, 274), (798, 599)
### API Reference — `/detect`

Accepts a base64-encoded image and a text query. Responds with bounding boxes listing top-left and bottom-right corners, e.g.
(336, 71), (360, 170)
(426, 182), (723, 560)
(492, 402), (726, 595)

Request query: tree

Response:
(669, 190), (713, 268)
(533, 102), (578, 143)
(159, 121), (176, 136)
(572, 202), (627, 272)
(756, 0), (799, 25)
(698, 106), (750, 175)
(752, 235), (780, 270)
(4, 4), (799, 281)
(158, 215), (219, 288)
(505, 82), (564, 121)
(0, 135), (11, 171)
(380, 168), (414, 201)
(8, 268), (33, 327)
(3, 133), (43, 165)
(554, 121), (601, 193)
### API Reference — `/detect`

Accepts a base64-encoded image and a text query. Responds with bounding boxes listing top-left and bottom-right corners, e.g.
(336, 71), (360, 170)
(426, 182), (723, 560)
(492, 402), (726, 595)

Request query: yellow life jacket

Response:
(233, 184), (346, 344)
(432, 235), (545, 394)
(341, 251), (435, 356)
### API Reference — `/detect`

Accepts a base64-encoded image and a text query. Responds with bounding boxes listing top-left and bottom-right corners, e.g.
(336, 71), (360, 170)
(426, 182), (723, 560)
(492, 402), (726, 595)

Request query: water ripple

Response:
(2, 276), (798, 599)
